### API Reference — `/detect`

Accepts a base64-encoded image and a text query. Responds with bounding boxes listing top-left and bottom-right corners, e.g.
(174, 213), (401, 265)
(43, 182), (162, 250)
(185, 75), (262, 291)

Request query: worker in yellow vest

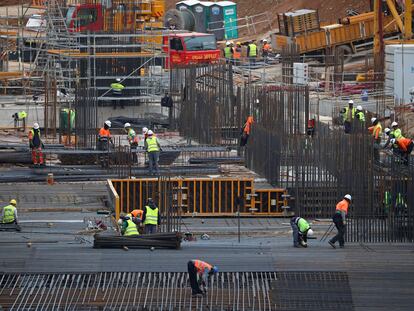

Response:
(120, 214), (139, 236)
(12, 111), (27, 130)
(223, 41), (233, 63)
(144, 130), (161, 175)
(247, 40), (258, 65)
(1, 199), (18, 224)
(142, 198), (160, 234)
(110, 78), (125, 110)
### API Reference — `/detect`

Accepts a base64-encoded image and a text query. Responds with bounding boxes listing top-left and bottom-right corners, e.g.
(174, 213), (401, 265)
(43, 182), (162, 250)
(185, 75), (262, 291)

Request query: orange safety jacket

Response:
(99, 128), (111, 138)
(193, 260), (212, 274)
(130, 209), (143, 219)
(233, 47), (241, 59)
(243, 116), (254, 135)
(396, 137), (413, 152)
(336, 199), (349, 215)
(262, 43), (271, 51)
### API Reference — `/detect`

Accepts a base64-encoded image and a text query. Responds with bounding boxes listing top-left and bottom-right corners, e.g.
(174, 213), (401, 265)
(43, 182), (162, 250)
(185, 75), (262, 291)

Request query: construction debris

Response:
(93, 232), (182, 249)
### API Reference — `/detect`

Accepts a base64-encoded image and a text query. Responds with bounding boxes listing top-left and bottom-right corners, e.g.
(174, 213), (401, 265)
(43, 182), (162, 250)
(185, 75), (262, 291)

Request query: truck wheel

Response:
(337, 45), (353, 63)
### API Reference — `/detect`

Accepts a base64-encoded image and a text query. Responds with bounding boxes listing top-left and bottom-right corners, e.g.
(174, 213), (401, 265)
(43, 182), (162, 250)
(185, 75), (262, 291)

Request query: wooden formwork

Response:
(108, 178), (290, 218)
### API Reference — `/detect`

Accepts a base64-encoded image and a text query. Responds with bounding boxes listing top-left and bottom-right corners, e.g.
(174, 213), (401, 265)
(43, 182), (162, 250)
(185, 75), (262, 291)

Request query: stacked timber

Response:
(93, 232), (182, 249)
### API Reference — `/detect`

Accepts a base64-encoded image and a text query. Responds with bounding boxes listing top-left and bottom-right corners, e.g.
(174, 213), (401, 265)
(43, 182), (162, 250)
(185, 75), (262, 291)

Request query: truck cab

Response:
(163, 32), (220, 67)
(66, 4), (104, 32)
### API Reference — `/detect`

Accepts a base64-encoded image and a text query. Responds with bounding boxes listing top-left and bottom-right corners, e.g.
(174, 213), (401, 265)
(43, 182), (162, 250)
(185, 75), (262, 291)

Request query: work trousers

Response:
(145, 224), (157, 234)
(344, 121), (351, 134)
(112, 93), (123, 109)
(97, 140), (110, 168)
(187, 261), (203, 295)
(330, 213), (346, 247)
(148, 151), (160, 175)
(290, 217), (300, 247)
(130, 143), (138, 163)
(240, 133), (249, 147)
(31, 147), (44, 165)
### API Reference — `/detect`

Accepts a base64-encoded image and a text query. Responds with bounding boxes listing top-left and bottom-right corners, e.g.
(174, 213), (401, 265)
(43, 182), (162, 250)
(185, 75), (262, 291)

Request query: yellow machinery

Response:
(108, 177), (291, 219)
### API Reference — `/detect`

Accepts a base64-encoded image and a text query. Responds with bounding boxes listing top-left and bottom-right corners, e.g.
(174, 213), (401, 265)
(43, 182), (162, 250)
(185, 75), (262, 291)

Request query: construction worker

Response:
(129, 209), (144, 222)
(391, 137), (413, 165)
(142, 198), (160, 234)
(342, 100), (356, 133)
(120, 214), (139, 236)
(391, 121), (403, 139)
(28, 122), (44, 167)
(240, 116), (253, 147)
(383, 128), (402, 158)
(110, 78), (125, 110)
(329, 194), (351, 249)
(1, 199), (18, 224)
(223, 41), (233, 62)
(124, 123), (139, 163)
(97, 120), (112, 168)
(233, 42), (242, 65)
(187, 259), (218, 296)
(144, 130), (161, 175)
(290, 216), (314, 248)
(368, 118), (382, 143)
(12, 111), (27, 130)
(261, 39), (271, 58)
(355, 105), (365, 122)
(142, 127), (149, 140)
(247, 40), (258, 64)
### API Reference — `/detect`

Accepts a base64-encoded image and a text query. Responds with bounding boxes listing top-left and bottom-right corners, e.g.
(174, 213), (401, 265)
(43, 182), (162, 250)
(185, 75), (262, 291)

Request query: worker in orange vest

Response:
(329, 194), (351, 249)
(97, 120), (112, 167)
(391, 137), (413, 165)
(233, 42), (242, 65)
(261, 39), (272, 58)
(187, 259), (218, 296)
(240, 116), (254, 147)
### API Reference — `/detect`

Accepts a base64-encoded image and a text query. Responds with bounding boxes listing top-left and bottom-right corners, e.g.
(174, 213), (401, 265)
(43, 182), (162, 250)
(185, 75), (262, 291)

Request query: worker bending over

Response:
(391, 137), (413, 165)
(120, 214), (139, 236)
(187, 259), (218, 296)
(1, 199), (18, 225)
(142, 198), (160, 234)
(144, 130), (161, 175)
(329, 194), (351, 249)
(12, 111), (27, 130)
(28, 123), (44, 166)
(290, 216), (314, 248)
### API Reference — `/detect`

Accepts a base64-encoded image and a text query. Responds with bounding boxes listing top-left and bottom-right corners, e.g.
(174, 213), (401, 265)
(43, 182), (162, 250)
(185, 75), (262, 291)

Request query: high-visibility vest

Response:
(248, 44), (257, 57)
(193, 260), (212, 274)
(128, 128), (138, 145)
(146, 136), (160, 152)
(335, 199), (349, 215)
(18, 111), (27, 119)
(295, 217), (310, 234)
(110, 82), (125, 94)
(356, 111), (365, 122)
(343, 107), (356, 122)
(2, 204), (16, 223)
(144, 205), (158, 225)
(98, 128), (111, 140)
(29, 129), (41, 140)
(233, 47), (241, 59)
(392, 128), (402, 139)
(224, 47), (232, 59)
(124, 219), (139, 236)
(372, 123), (382, 138)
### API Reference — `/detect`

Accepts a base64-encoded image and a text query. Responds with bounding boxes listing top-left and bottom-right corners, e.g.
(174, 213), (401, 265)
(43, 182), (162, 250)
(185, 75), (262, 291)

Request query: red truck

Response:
(163, 32), (220, 67)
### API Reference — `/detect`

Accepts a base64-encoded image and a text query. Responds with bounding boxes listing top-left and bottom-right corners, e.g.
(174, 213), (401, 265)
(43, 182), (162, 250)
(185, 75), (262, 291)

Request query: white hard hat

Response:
(142, 127), (148, 134)
(348, 100), (354, 105)
(104, 120), (111, 127)
(117, 219), (123, 225)
(230, 40), (234, 44)
(391, 121), (398, 127)
(116, 78), (121, 82)
(356, 105), (363, 111)
(225, 41), (230, 46)
(307, 229), (314, 237)
(147, 130), (154, 136)
(390, 138), (396, 144)
(33, 122), (40, 130)
(263, 38), (268, 42)
(344, 194), (352, 201)
(124, 122), (131, 128)
(384, 127), (391, 134)
(371, 117), (377, 124)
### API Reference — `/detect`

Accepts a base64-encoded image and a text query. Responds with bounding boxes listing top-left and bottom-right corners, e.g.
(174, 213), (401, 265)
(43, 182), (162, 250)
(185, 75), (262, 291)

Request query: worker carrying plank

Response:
(187, 259), (218, 296)
(290, 216), (313, 248)
(329, 194), (351, 249)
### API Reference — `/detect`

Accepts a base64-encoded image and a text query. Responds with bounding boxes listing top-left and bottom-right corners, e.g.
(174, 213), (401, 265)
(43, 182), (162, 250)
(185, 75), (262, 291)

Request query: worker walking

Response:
(97, 120), (112, 168)
(124, 123), (139, 163)
(223, 41), (233, 63)
(240, 116), (253, 147)
(290, 216), (314, 248)
(187, 259), (218, 296)
(342, 100), (356, 133)
(142, 198), (160, 234)
(391, 137), (413, 165)
(144, 130), (161, 175)
(28, 122), (44, 167)
(261, 39), (271, 58)
(12, 111), (27, 130)
(329, 194), (351, 249)
(120, 214), (139, 236)
(247, 40), (258, 65)
(1, 199), (18, 224)
(110, 78), (125, 110)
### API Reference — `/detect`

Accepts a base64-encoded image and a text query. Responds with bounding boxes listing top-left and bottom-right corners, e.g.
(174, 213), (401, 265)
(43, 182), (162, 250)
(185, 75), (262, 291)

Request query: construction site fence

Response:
(109, 177), (289, 219)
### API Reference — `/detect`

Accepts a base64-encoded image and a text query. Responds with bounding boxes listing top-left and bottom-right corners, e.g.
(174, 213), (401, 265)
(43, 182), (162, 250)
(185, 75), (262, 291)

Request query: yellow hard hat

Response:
(10, 199), (17, 205)
(236, 42), (241, 45)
